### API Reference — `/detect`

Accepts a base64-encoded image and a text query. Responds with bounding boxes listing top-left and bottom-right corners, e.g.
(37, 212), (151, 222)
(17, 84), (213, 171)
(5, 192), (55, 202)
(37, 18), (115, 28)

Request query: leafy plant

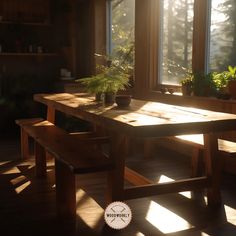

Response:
(180, 72), (193, 85)
(191, 72), (217, 97)
(211, 66), (236, 96)
(227, 65), (236, 80)
(77, 55), (130, 95)
(212, 71), (229, 91)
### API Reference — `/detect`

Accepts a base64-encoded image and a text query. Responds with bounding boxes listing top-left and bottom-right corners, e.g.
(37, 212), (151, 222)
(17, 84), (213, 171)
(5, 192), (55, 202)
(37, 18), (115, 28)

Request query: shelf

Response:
(0, 53), (58, 56)
(0, 20), (52, 26)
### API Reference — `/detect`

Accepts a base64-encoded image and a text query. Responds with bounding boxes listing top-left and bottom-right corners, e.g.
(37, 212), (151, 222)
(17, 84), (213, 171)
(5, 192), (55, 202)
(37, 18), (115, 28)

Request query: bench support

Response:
(191, 147), (203, 177)
(55, 159), (76, 221)
(204, 133), (221, 206)
(35, 142), (47, 177)
(20, 128), (29, 159)
(16, 118), (43, 159)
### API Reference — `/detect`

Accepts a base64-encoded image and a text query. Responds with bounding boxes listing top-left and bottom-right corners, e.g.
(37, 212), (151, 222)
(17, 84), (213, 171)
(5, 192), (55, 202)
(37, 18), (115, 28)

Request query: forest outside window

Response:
(209, 0), (236, 72)
(160, 0), (194, 86)
(107, 0), (135, 70)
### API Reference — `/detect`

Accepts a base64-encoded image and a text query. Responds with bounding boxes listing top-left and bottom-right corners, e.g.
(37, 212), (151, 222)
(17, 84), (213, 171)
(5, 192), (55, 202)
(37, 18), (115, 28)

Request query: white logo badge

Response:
(104, 201), (132, 229)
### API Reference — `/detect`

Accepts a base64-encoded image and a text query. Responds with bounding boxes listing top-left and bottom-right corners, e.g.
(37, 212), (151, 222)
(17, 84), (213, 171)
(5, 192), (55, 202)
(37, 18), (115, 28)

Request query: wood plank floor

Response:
(0, 137), (236, 236)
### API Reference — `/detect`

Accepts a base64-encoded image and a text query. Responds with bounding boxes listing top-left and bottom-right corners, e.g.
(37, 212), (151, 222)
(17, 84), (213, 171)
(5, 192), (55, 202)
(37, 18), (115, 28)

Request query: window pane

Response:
(109, 0), (135, 67)
(161, 0), (194, 85)
(209, 0), (236, 71)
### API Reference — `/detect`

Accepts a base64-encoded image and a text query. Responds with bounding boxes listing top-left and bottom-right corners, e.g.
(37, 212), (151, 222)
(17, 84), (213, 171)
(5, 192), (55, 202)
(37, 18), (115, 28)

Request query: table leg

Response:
(203, 133), (221, 206)
(46, 106), (55, 159)
(106, 133), (127, 203)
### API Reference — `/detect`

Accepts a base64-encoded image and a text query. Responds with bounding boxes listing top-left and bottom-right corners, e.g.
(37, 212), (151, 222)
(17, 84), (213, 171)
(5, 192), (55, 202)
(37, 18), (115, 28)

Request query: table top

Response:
(34, 93), (236, 137)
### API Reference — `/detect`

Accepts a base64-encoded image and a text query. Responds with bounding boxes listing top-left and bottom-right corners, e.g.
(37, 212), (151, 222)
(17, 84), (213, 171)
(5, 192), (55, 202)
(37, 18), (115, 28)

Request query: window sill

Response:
(147, 90), (236, 106)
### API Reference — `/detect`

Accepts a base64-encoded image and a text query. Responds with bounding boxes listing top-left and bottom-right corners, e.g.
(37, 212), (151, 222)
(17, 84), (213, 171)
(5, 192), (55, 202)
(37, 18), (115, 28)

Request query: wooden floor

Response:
(1, 136), (236, 236)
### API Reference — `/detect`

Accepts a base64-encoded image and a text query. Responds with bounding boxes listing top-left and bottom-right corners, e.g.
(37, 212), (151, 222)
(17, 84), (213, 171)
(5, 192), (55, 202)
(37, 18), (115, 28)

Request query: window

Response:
(107, 0), (135, 66)
(209, 0), (236, 72)
(160, 0), (194, 85)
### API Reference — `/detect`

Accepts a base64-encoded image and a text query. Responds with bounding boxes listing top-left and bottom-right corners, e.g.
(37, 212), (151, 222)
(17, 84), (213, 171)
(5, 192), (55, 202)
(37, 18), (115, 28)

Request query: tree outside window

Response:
(209, 0), (236, 72)
(161, 0), (194, 86)
(108, 0), (135, 75)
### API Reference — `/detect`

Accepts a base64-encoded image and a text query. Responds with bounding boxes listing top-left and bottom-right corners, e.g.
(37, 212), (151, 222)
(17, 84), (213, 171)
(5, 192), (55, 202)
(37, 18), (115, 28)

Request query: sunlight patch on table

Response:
(158, 175), (191, 199)
(146, 201), (192, 233)
(225, 204), (236, 225)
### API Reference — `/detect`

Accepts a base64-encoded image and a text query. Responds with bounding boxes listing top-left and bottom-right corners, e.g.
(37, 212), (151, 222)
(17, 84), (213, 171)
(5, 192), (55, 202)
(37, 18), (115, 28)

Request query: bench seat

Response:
(173, 134), (236, 156)
(144, 134), (236, 176)
(21, 120), (113, 174)
(16, 119), (114, 220)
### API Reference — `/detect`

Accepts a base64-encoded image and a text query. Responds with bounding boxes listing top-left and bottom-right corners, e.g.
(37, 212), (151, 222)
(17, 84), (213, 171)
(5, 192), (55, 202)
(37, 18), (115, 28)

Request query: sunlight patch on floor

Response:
(204, 196), (208, 205)
(0, 160), (12, 166)
(159, 175), (191, 199)
(225, 204), (236, 226)
(15, 180), (31, 194)
(76, 189), (87, 200)
(1, 167), (21, 174)
(145, 200), (192, 233)
(136, 232), (145, 236)
(76, 189), (104, 228)
(201, 232), (211, 236)
(10, 175), (27, 185)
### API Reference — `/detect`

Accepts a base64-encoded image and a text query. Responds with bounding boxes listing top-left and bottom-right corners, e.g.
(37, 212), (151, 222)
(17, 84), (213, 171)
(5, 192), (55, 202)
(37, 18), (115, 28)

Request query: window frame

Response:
(135, 0), (211, 97)
(106, 0), (215, 98)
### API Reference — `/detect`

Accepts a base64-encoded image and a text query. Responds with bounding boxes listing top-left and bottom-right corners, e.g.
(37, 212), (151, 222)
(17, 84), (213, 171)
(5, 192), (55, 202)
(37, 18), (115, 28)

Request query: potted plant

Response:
(77, 57), (130, 104)
(211, 71), (231, 99)
(191, 72), (217, 97)
(226, 66), (236, 99)
(180, 74), (193, 96)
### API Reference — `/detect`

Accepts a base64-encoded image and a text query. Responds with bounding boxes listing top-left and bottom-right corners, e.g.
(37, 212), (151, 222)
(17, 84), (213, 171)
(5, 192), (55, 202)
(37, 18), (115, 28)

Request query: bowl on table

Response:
(115, 95), (132, 108)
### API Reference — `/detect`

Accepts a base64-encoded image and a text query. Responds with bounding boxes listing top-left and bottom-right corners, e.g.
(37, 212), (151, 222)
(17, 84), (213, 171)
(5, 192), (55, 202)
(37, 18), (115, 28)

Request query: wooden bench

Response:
(173, 135), (236, 175)
(15, 118), (99, 159)
(15, 118), (44, 159)
(144, 134), (236, 176)
(16, 119), (114, 220)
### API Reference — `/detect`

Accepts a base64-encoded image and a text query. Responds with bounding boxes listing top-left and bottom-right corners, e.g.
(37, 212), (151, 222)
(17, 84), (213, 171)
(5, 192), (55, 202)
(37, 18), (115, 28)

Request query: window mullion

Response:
(192, 0), (209, 73)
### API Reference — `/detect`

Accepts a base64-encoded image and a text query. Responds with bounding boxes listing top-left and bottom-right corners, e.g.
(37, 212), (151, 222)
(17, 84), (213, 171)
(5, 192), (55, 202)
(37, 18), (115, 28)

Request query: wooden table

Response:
(34, 92), (236, 206)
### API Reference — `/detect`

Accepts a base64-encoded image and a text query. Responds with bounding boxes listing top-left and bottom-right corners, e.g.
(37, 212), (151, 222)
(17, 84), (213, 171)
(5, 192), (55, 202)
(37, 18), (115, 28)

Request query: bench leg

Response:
(55, 159), (76, 222)
(204, 133), (221, 206)
(191, 147), (203, 177)
(20, 128), (30, 159)
(143, 139), (153, 159)
(35, 142), (47, 177)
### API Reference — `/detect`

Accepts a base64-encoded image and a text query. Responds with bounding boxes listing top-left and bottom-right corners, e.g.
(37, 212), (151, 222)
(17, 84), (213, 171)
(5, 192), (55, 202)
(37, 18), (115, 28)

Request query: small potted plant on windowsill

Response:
(226, 66), (236, 99)
(212, 71), (231, 99)
(180, 73), (193, 96)
(77, 57), (130, 104)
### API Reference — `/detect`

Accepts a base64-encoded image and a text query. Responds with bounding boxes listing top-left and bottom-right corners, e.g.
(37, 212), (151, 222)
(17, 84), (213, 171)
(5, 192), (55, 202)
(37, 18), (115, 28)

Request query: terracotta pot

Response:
(181, 84), (192, 96)
(228, 80), (236, 99)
